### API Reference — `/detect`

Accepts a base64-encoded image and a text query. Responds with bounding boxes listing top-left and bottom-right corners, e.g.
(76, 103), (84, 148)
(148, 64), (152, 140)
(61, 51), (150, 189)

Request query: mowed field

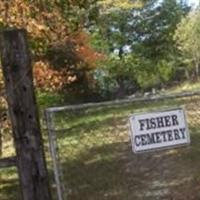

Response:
(1, 95), (200, 200)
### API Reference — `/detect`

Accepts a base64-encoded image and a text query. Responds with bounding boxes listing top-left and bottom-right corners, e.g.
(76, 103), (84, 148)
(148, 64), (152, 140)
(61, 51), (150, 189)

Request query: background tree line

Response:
(0, 0), (199, 104)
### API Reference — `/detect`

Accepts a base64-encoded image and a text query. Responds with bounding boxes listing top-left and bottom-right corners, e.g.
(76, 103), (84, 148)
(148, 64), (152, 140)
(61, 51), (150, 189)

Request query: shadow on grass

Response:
(0, 168), (20, 200)
(0, 167), (61, 200)
(179, 125), (200, 163)
(50, 96), (200, 200)
(57, 115), (126, 139)
(59, 125), (200, 200)
(62, 141), (142, 200)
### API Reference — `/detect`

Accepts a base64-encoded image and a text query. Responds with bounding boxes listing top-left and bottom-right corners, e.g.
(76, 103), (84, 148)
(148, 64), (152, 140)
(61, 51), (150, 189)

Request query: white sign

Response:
(129, 108), (190, 153)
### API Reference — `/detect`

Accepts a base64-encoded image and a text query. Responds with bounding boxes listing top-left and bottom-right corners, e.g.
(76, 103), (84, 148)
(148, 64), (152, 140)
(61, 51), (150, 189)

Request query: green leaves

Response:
(174, 9), (200, 78)
(91, 0), (189, 95)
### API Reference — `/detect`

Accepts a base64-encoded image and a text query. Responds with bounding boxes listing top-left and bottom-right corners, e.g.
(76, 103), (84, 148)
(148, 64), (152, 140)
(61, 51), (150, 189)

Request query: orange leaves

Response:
(71, 31), (104, 68)
(0, 1), (104, 94)
(0, 0), (69, 44)
(0, 0), (103, 65)
(33, 61), (77, 92)
(0, 69), (4, 91)
(0, 0), (102, 65)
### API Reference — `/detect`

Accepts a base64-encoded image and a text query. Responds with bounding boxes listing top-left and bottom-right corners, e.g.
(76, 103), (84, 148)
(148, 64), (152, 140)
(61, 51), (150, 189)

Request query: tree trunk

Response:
(184, 68), (190, 81)
(116, 77), (126, 99)
(196, 62), (199, 80)
(0, 116), (2, 157)
(0, 29), (52, 200)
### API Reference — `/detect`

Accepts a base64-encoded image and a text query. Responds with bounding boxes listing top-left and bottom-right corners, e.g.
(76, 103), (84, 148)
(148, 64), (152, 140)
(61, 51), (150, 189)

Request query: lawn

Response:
(51, 95), (200, 200)
(1, 93), (200, 200)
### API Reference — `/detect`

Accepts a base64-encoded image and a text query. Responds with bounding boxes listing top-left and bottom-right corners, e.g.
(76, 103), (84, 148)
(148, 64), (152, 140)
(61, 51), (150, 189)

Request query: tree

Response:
(174, 9), (200, 79)
(90, 1), (155, 97)
(0, 0), (104, 102)
(132, 0), (190, 88)
(91, 0), (189, 96)
(0, 29), (52, 200)
(133, 0), (188, 57)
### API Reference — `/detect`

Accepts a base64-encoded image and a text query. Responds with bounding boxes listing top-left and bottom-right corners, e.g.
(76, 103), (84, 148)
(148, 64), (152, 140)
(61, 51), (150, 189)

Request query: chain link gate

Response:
(45, 92), (200, 200)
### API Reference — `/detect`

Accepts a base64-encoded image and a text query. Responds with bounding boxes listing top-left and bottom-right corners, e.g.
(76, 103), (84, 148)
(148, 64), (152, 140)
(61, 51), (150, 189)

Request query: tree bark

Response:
(0, 120), (2, 157)
(0, 29), (52, 200)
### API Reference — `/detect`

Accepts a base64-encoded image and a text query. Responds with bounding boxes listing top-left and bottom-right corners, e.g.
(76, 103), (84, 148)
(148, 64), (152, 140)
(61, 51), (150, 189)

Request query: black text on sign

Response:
(129, 108), (190, 153)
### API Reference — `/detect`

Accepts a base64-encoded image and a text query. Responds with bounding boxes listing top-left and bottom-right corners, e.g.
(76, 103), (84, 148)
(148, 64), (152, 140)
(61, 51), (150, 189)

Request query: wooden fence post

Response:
(0, 29), (52, 200)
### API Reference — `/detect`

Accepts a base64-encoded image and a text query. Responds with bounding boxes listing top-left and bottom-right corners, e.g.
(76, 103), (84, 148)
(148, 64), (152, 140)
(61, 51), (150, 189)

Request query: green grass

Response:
(0, 90), (64, 200)
(0, 168), (20, 200)
(2, 89), (200, 200)
(165, 80), (200, 94)
(36, 89), (65, 109)
(52, 96), (200, 200)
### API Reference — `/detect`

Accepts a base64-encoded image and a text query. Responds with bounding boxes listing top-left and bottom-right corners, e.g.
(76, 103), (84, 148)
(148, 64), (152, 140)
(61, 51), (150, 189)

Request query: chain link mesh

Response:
(46, 94), (200, 200)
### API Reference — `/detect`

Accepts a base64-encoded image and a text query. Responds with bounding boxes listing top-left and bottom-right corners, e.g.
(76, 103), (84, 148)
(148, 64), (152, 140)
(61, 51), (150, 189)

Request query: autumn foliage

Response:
(0, 0), (103, 95)
(33, 31), (104, 92)
(33, 61), (76, 91)
(72, 32), (104, 67)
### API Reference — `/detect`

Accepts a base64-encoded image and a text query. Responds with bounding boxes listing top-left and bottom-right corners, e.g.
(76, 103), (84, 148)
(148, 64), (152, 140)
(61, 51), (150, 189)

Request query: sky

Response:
(187, 0), (199, 7)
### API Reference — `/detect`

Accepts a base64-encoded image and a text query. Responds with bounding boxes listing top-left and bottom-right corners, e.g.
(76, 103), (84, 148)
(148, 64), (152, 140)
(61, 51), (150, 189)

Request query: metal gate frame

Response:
(45, 90), (200, 200)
